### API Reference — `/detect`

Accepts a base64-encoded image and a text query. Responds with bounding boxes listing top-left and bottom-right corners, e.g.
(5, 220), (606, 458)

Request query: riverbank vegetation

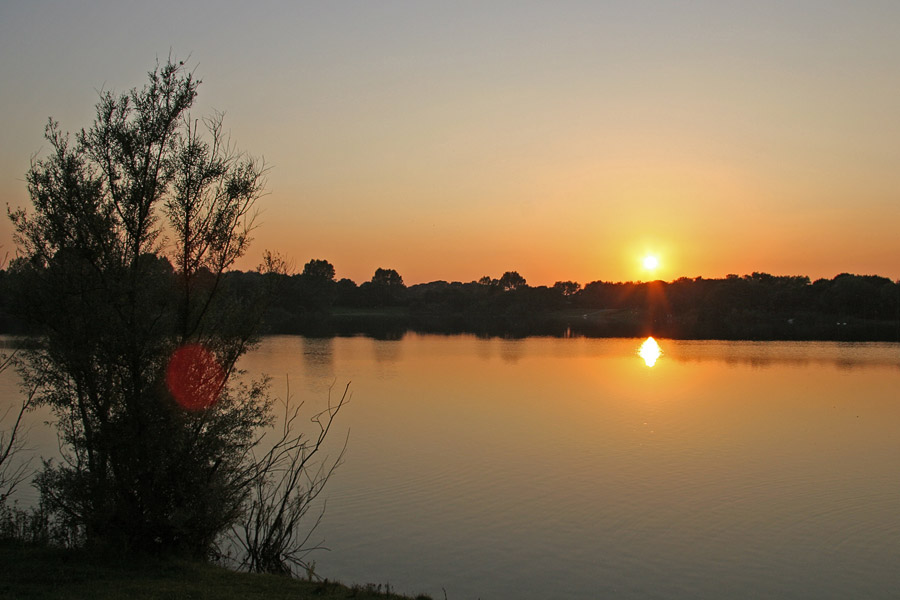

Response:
(7, 265), (893, 341)
(272, 268), (900, 340)
(3, 265), (898, 341)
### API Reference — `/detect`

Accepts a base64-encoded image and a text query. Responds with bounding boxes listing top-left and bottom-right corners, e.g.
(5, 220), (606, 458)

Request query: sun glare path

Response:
(638, 336), (662, 367)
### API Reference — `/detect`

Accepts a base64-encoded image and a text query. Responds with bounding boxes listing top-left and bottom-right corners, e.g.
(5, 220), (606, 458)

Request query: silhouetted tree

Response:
(360, 267), (406, 307)
(553, 281), (580, 296)
(9, 58), (343, 560)
(334, 277), (359, 307)
(295, 259), (337, 312)
(498, 271), (526, 291)
(301, 259), (335, 282)
(371, 267), (404, 288)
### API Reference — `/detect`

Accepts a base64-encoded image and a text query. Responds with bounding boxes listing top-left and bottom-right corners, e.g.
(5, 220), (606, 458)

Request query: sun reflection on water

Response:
(638, 336), (662, 367)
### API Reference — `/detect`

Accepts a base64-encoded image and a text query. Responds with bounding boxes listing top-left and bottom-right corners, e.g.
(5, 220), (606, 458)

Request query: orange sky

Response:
(2, 2), (899, 285)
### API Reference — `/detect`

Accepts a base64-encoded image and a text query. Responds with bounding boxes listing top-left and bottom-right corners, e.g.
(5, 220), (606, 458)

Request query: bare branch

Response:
(0, 356), (37, 504)
(230, 379), (350, 576)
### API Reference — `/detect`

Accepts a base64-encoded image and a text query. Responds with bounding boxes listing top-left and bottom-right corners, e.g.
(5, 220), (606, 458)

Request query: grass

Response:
(0, 541), (431, 600)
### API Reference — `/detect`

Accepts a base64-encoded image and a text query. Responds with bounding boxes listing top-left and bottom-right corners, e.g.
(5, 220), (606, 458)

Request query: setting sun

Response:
(642, 255), (660, 271)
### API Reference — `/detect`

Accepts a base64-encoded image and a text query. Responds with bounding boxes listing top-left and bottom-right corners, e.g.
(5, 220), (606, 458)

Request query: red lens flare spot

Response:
(166, 344), (225, 410)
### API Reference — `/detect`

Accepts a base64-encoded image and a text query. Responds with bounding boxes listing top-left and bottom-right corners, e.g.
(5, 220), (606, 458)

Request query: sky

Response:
(1, 1), (899, 286)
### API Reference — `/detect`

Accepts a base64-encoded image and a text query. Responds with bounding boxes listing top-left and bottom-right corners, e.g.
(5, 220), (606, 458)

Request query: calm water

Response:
(4, 335), (900, 599)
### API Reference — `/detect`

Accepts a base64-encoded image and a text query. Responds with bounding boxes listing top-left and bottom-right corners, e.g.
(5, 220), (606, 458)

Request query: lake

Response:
(4, 335), (900, 599)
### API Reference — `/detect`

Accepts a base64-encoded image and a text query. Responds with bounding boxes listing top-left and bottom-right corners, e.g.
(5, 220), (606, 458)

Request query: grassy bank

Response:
(0, 541), (428, 600)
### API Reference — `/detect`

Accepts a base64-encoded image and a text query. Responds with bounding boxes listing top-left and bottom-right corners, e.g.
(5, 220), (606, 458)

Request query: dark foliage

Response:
(4, 59), (343, 566)
(4, 266), (899, 341)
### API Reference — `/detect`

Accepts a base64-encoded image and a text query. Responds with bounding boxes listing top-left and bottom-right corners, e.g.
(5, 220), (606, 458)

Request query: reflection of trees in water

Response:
(466, 335), (527, 363)
(665, 341), (900, 370)
(475, 336), (494, 362)
(300, 337), (335, 394)
(370, 338), (403, 381)
(372, 338), (403, 363)
(499, 339), (525, 363)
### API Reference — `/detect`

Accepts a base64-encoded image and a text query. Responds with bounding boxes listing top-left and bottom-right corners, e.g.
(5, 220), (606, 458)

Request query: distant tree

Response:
(334, 277), (359, 307)
(9, 58), (344, 563)
(363, 268), (406, 307)
(499, 271), (527, 291)
(553, 281), (581, 296)
(295, 259), (337, 311)
(301, 259), (335, 282)
(371, 267), (404, 288)
(477, 275), (497, 286)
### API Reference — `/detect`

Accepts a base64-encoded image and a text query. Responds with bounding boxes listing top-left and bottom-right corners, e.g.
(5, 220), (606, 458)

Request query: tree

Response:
(553, 280), (581, 296)
(362, 267), (406, 307)
(300, 259), (335, 282)
(371, 267), (403, 288)
(295, 259), (337, 312)
(8, 58), (340, 560)
(498, 271), (527, 291)
(334, 277), (359, 307)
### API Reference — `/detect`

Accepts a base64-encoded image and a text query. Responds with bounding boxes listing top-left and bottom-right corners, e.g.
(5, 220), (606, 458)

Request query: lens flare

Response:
(166, 344), (225, 410)
(638, 336), (662, 367)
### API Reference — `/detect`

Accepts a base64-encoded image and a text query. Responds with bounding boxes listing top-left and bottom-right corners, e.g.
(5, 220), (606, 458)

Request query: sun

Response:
(642, 254), (660, 271)
(638, 336), (662, 367)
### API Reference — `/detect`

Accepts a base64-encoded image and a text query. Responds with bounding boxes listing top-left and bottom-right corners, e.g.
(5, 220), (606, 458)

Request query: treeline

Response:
(2, 261), (899, 341)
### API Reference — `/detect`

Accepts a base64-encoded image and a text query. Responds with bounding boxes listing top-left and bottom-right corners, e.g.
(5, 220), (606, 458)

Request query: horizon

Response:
(2, 2), (899, 286)
(227, 263), (898, 288)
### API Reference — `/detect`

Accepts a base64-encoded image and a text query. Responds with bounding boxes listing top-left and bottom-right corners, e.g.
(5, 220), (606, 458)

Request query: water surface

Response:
(3, 335), (900, 599)
(237, 336), (900, 599)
